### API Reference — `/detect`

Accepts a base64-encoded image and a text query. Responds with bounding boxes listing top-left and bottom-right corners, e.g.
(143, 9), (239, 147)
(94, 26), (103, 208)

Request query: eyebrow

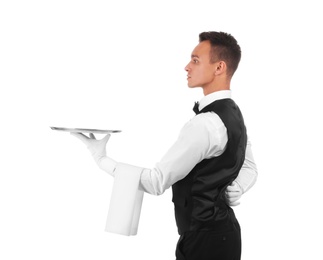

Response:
(191, 54), (199, 58)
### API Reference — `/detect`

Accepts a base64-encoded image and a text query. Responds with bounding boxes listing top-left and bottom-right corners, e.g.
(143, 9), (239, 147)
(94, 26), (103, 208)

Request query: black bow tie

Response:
(193, 102), (200, 114)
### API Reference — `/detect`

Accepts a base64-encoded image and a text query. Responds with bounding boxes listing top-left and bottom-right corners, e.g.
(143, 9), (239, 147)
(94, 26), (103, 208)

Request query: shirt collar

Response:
(198, 90), (232, 111)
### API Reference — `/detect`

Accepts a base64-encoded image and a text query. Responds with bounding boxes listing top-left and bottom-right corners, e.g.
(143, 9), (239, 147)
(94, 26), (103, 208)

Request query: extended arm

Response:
(71, 116), (220, 196)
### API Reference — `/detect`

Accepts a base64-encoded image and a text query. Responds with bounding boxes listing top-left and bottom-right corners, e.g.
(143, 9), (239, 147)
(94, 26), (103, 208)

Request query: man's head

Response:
(199, 31), (241, 78)
(185, 31), (241, 94)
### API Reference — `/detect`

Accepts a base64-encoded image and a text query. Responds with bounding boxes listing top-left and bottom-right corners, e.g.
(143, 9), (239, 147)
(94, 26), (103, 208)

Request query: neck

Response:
(203, 84), (231, 96)
(202, 75), (231, 95)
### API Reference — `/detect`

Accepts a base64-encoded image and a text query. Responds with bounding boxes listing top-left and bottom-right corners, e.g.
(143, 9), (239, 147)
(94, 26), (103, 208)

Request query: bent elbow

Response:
(140, 169), (168, 196)
(151, 182), (166, 196)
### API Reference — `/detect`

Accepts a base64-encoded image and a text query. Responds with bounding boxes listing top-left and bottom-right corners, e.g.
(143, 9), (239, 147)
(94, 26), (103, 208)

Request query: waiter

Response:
(72, 31), (257, 260)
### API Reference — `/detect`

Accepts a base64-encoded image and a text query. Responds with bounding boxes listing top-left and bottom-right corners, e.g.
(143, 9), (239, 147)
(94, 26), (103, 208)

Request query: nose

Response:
(185, 62), (190, 72)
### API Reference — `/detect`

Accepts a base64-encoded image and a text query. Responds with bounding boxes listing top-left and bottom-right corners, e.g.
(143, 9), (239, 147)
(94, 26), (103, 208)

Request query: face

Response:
(185, 40), (217, 89)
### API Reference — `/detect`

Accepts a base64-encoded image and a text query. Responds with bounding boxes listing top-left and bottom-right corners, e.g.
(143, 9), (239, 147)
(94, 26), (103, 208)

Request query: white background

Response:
(1, 0), (322, 259)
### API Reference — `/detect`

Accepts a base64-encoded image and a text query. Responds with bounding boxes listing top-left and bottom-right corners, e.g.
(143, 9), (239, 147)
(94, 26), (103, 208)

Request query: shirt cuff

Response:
(98, 156), (118, 176)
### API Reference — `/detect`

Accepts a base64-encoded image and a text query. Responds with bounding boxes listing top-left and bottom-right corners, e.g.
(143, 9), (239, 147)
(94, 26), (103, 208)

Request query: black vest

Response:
(172, 99), (247, 235)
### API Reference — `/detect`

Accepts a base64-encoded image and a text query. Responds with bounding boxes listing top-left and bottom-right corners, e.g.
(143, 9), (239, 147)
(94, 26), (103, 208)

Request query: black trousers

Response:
(175, 224), (241, 260)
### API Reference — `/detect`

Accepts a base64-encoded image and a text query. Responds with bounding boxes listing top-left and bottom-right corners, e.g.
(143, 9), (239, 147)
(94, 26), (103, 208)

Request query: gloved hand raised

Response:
(71, 132), (117, 176)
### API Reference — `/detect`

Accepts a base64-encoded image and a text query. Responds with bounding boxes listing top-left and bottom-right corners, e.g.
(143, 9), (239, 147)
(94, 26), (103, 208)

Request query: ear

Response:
(214, 61), (227, 75)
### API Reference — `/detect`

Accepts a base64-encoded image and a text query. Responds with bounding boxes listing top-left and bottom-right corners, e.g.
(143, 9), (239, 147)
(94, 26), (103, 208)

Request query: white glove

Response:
(71, 132), (117, 176)
(225, 181), (243, 206)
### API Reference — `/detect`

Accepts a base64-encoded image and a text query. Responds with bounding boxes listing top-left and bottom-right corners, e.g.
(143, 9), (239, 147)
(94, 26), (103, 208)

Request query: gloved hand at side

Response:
(70, 132), (117, 176)
(225, 181), (243, 206)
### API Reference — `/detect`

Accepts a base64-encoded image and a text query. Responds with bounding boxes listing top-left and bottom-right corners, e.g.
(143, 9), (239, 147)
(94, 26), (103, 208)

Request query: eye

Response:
(193, 59), (198, 64)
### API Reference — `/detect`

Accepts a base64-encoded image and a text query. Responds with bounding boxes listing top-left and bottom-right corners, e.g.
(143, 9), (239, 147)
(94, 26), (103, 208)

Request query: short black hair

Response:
(199, 31), (241, 77)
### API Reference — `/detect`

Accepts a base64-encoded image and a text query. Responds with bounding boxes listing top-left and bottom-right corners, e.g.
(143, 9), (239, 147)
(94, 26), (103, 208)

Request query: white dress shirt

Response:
(100, 90), (257, 196)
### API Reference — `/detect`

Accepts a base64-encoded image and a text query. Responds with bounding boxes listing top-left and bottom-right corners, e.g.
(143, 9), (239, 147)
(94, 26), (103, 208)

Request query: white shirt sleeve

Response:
(233, 139), (258, 193)
(139, 112), (228, 195)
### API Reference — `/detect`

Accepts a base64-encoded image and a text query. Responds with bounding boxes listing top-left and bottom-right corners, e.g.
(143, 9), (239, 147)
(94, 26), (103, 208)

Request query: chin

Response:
(187, 81), (195, 88)
(188, 84), (199, 89)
